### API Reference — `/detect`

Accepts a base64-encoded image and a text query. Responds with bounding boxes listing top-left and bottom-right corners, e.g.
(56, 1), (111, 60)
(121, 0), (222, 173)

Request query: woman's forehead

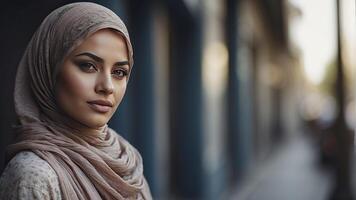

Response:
(68, 29), (129, 59)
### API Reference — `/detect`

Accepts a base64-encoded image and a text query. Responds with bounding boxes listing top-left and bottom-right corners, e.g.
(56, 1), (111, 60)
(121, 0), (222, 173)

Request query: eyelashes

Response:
(111, 68), (128, 78)
(74, 60), (129, 79)
(77, 62), (97, 72)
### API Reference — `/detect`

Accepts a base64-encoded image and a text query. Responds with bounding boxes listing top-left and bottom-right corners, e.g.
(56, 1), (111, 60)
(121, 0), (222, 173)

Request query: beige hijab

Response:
(8, 2), (152, 200)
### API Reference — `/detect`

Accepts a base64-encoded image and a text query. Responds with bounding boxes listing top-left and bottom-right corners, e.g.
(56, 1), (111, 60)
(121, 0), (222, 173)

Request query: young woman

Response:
(0, 2), (152, 199)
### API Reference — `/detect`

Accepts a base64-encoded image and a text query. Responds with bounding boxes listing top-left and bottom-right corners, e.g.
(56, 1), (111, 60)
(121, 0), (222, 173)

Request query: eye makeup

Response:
(72, 57), (129, 80)
(74, 60), (98, 73)
(111, 67), (129, 80)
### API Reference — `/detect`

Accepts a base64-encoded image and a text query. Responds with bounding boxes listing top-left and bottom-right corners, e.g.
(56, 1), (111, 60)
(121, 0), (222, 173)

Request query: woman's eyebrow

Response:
(75, 52), (129, 66)
(75, 52), (103, 63)
(115, 61), (129, 66)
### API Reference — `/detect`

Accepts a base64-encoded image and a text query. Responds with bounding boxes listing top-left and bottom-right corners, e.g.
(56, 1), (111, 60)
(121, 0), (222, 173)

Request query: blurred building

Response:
(228, 0), (303, 194)
(0, 0), (304, 199)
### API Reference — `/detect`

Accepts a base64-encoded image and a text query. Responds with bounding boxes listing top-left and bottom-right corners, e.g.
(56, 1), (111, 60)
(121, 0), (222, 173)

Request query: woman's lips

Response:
(87, 100), (113, 113)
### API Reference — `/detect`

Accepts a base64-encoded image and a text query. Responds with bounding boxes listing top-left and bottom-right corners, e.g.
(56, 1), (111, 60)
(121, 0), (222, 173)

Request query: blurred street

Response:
(231, 133), (334, 200)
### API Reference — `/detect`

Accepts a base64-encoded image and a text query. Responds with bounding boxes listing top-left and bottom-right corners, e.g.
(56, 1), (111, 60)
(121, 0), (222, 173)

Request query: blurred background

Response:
(0, 0), (355, 199)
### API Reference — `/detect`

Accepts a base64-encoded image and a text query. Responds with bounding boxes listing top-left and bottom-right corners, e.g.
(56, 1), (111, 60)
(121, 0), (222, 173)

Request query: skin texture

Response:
(55, 29), (130, 132)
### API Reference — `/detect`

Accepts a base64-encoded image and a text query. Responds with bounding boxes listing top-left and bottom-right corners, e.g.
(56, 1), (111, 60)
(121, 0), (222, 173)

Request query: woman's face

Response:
(56, 29), (130, 129)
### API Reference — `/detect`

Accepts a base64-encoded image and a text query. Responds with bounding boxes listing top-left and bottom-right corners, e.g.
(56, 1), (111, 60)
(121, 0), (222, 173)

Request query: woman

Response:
(0, 2), (152, 200)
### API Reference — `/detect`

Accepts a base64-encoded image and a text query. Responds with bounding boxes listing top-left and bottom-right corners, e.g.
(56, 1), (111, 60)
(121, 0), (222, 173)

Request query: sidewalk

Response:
(230, 135), (334, 200)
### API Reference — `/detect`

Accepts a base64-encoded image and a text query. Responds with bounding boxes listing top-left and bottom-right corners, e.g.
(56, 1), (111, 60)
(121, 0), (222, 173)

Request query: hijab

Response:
(8, 2), (152, 199)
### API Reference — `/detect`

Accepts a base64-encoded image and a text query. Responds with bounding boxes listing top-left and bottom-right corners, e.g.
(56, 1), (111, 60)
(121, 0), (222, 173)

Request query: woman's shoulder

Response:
(0, 151), (61, 199)
(1, 151), (57, 181)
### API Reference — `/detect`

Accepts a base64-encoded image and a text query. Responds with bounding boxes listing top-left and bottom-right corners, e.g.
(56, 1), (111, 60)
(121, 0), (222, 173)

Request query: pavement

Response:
(230, 135), (334, 200)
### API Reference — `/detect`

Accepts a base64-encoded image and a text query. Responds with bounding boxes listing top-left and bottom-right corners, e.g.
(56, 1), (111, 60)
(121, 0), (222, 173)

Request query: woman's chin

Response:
(81, 116), (110, 129)
(87, 121), (108, 129)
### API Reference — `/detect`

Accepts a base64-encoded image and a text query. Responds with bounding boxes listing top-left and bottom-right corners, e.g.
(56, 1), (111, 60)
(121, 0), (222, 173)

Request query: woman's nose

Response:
(95, 72), (114, 95)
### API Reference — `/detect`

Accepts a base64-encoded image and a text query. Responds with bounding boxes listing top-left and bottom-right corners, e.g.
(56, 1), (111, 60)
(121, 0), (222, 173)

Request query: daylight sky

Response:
(289, 0), (337, 85)
(289, 0), (356, 85)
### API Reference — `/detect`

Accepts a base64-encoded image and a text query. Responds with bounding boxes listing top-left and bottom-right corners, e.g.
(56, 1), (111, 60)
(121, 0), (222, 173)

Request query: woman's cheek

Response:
(113, 81), (127, 107)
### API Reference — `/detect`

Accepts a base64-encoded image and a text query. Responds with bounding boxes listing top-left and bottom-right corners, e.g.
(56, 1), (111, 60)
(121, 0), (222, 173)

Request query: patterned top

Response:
(0, 151), (62, 199)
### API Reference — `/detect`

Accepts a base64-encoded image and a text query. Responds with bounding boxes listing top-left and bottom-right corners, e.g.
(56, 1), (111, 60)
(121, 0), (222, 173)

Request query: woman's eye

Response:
(78, 62), (97, 72)
(112, 69), (128, 79)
